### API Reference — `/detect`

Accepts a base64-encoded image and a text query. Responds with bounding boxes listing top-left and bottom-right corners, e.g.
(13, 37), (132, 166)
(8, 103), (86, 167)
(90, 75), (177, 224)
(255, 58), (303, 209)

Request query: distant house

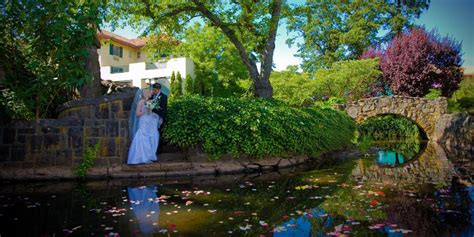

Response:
(96, 30), (195, 93)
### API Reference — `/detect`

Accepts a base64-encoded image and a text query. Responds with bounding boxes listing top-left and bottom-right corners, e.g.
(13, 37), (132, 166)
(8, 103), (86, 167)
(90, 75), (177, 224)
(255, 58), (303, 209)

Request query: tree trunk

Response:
(253, 76), (273, 98)
(191, 0), (279, 98)
(79, 37), (102, 98)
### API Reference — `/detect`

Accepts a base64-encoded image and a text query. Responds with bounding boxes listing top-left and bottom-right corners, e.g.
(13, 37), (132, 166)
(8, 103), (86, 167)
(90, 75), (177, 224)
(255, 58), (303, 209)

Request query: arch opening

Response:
(358, 113), (428, 141)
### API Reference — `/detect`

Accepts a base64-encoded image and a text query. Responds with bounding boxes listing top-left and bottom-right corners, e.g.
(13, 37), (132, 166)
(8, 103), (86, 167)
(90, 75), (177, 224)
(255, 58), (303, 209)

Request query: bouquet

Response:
(145, 100), (159, 111)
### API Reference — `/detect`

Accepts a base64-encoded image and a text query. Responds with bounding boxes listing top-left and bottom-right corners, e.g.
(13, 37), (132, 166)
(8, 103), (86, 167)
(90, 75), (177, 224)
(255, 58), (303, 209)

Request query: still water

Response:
(0, 141), (472, 236)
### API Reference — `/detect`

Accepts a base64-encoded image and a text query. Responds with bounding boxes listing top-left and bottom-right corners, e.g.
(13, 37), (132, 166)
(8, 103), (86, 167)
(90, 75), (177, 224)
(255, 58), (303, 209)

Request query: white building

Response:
(97, 30), (195, 93)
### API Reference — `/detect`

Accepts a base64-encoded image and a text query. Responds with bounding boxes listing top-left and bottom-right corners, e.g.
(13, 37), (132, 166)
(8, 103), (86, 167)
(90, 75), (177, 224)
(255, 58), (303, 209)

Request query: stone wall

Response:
(0, 92), (135, 174)
(433, 112), (473, 152)
(345, 96), (448, 139)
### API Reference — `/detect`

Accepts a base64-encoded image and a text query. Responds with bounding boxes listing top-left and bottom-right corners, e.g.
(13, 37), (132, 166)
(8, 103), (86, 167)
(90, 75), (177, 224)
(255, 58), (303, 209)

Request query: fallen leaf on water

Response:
(369, 199), (378, 206)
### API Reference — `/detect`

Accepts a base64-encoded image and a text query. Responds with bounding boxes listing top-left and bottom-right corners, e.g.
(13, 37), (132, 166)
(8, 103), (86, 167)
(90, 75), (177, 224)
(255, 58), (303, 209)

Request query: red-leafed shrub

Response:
(361, 27), (463, 97)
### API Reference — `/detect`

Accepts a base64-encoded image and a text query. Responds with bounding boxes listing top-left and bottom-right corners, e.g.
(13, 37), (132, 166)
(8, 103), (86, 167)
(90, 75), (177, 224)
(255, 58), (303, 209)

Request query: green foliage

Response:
(169, 71), (179, 99)
(313, 59), (382, 102)
(358, 115), (422, 140)
(424, 89), (442, 100)
(448, 78), (474, 113)
(313, 97), (346, 109)
(176, 23), (249, 98)
(107, 1), (285, 97)
(163, 96), (356, 159)
(270, 66), (316, 106)
(357, 135), (374, 153)
(74, 142), (100, 178)
(0, 0), (106, 119)
(287, 0), (429, 72)
(0, 89), (35, 120)
(184, 74), (194, 96)
(176, 72), (183, 97)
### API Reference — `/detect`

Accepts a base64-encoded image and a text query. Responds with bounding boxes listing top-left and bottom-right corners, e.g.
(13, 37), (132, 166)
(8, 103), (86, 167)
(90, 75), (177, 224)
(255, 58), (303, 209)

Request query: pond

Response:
(0, 141), (472, 236)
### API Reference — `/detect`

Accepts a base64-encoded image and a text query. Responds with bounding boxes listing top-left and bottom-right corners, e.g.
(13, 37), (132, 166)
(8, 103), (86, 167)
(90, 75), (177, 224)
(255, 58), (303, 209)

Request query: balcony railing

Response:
(146, 61), (167, 70)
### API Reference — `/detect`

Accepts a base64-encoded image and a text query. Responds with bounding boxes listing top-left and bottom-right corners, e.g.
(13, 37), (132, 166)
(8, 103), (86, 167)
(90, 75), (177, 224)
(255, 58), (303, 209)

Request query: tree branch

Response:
(260, 0), (282, 81)
(191, 0), (259, 79)
(140, 0), (199, 20)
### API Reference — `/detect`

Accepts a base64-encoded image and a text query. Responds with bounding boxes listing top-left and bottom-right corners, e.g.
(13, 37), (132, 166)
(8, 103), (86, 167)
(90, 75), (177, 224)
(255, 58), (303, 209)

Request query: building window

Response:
(137, 51), (141, 59)
(157, 61), (167, 69)
(109, 43), (123, 58)
(129, 51), (132, 58)
(111, 67), (124, 74)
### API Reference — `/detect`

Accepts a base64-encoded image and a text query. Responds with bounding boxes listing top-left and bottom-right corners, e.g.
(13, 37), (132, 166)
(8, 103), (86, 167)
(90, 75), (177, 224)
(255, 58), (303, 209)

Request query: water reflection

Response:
(273, 208), (330, 237)
(377, 151), (406, 166)
(0, 140), (471, 236)
(127, 185), (159, 235)
(353, 141), (456, 186)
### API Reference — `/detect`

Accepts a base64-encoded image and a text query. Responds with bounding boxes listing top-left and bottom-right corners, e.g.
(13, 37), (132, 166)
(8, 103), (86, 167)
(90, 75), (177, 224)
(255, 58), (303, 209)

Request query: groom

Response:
(150, 83), (168, 123)
(150, 83), (168, 153)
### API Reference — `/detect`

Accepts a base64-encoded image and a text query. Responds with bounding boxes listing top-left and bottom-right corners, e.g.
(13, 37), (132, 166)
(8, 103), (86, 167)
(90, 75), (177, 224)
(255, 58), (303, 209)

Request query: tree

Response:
(184, 73), (194, 96)
(0, 0), (106, 120)
(313, 59), (382, 102)
(176, 23), (248, 97)
(176, 71), (183, 96)
(287, 0), (429, 72)
(270, 66), (317, 106)
(362, 27), (463, 97)
(169, 71), (178, 98)
(107, 1), (284, 98)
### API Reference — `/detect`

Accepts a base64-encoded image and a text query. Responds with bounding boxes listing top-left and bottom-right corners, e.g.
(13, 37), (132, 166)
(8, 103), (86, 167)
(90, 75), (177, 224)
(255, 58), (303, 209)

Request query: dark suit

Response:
(150, 92), (167, 154)
(150, 92), (168, 123)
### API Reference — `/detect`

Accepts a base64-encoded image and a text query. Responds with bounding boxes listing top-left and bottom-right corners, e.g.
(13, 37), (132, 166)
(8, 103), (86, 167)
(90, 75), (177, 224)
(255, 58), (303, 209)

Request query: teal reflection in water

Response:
(377, 151), (406, 166)
(128, 185), (160, 234)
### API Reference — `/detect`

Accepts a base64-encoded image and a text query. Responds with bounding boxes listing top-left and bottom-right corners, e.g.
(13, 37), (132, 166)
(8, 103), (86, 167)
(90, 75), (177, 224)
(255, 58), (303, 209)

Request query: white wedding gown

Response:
(127, 105), (160, 164)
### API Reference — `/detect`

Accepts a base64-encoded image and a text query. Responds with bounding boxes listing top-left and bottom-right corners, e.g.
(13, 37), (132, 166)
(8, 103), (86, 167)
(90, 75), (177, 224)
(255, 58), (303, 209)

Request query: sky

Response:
(105, 0), (474, 71)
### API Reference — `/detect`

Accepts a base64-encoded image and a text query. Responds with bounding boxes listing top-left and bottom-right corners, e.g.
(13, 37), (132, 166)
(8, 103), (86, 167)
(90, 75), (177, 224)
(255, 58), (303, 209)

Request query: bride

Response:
(128, 89), (161, 164)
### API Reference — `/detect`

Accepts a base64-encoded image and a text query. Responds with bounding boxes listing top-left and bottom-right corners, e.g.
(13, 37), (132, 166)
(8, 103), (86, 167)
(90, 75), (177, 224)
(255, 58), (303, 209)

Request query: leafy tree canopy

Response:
(176, 23), (249, 97)
(0, 0), (106, 120)
(313, 58), (382, 102)
(107, 0), (286, 98)
(287, 0), (429, 72)
(270, 66), (316, 106)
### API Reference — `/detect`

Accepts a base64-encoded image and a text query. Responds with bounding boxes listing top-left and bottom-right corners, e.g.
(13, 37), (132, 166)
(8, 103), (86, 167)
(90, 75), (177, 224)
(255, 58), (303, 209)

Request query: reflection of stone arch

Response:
(345, 96), (448, 139)
(352, 142), (455, 185)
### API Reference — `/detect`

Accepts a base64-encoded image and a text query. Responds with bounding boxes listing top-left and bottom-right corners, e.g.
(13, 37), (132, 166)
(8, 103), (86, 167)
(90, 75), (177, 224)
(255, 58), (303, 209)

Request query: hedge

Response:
(163, 96), (356, 160)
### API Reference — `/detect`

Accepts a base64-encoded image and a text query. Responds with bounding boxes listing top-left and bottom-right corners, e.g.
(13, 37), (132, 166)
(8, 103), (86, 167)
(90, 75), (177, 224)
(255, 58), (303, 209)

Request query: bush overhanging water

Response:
(163, 96), (356, 159)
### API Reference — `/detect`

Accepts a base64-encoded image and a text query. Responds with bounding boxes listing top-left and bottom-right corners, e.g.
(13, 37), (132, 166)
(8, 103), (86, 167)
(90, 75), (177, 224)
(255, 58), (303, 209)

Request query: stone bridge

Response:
(345, 96), (448, 140)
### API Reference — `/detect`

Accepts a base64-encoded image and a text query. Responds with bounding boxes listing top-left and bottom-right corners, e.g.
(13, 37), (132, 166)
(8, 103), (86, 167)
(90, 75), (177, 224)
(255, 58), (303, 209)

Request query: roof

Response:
(97, 30), (147, 49)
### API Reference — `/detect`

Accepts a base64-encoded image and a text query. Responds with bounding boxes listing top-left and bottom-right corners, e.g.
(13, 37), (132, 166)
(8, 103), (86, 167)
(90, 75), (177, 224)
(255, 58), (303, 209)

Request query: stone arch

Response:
(345, 96), (448, 140)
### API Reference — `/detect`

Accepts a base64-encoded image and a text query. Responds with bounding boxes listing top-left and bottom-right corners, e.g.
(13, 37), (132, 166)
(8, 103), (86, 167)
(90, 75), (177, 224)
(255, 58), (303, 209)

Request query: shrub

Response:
(74, 142), (100, 178)
(361, 27), (463, 97)
(358, 115), (422, 140)
(270, 66), (316, 106)
(169, 71), (178, 98)
(184, 73), (194, 96)
(163, 96), (356, 159)
(313, 59), (382, 102)
(424, 89), (442, 100)
(448, 78), (474, 113)
(176, 71), (183, 97)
